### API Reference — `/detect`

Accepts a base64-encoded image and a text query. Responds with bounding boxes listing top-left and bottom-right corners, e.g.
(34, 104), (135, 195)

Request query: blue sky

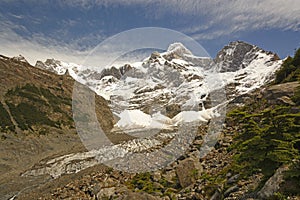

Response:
(0, 0), (299, 66)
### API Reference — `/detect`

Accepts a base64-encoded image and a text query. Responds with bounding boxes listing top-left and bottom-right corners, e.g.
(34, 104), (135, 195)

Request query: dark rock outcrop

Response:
(214, 41), (279, 72)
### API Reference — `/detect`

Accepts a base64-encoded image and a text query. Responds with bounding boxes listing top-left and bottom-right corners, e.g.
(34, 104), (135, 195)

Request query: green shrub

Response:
(4, 84), (74, 131)
(6, 101), (56, 131)
(274, 49), (300, 84)
(230, 106), (300, 179)
(282, 161), (300, 195)
(292, 84), (300, 105)
(127, 172), (179, 195)
(0, 102), (15, 131)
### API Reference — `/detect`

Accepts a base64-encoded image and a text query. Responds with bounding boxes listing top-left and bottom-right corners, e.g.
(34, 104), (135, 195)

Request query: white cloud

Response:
(0, 13), (108, 66)
(0, 19), (86, 65)
(163, 0), (300, 39)
(61, 0), (300, 36)
(0, 35), (88, 66)
(3, 0), (300, 34)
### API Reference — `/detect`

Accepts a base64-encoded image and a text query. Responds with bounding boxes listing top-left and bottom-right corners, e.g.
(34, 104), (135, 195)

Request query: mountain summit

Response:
(214, 41), (280, 72)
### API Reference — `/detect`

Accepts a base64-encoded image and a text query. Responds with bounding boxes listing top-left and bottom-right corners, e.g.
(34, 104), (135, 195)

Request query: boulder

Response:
(227, 174), (240, 184)
(277, 96), (296, 106)
(210, 188), (222, 200)
(224, 185), (240, 197)
(257, 165), (289, 199)
(176, 158), (196, 188)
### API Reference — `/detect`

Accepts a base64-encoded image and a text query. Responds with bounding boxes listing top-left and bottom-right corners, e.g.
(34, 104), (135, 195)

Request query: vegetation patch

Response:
(0, 102), (14, 131)
(4, 83), (74, 132)
(126, 172), (179, 197)
(228, 106), (300, 178)
(274, 48), (300, 84)
(6, 101), (56, 131)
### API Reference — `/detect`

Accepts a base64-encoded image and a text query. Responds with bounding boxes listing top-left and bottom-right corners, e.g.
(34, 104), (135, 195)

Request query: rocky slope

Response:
(16, 80), (300, 200)
(0, 55), (114, 200)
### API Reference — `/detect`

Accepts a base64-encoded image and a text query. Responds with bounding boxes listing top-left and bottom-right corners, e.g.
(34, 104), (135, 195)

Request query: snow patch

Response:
(172, 109), (213, 125)
(166, 42), (193, 56)
(116, 110), (153, 129)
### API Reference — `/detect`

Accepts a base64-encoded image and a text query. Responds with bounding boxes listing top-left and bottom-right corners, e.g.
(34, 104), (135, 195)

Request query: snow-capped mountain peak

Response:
(33, 41), (282, 131)
(214, 41), (280, 72)
(166, 42), (194, 57)
(35, 58), (67, 75)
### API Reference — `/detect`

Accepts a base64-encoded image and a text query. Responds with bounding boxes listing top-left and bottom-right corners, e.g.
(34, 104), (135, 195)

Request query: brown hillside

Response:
(0, 55), (113, 199)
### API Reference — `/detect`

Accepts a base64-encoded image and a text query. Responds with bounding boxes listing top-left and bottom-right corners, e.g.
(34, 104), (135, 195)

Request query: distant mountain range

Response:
(31, 41), (282, 129)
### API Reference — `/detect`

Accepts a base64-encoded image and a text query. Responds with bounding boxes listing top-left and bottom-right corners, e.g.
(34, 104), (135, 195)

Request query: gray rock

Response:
(213, 41), (281, 100)
(215, 41), (260, 72)
(257, 165), (289, 199)
(227, 174), (240, 184)
(277, 96), (296, 106)
(224, 185), (240, 197)
(100, 66), (122, 79)
(210, 188), (222, 200)
(226, 172), (232, 178)
(263, 81), (299, 102)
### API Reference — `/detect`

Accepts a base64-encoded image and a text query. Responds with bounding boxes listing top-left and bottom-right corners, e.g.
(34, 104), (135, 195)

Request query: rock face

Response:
(263, 81), (299, 105)
(215, 41), (256, 72)
(99, 64), (134, 80)
(100, 66), (123, 79)
(214, 41), (280, 72)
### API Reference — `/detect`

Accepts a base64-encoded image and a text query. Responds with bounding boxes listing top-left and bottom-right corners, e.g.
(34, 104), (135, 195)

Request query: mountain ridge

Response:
(33, 41), (282, 120)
